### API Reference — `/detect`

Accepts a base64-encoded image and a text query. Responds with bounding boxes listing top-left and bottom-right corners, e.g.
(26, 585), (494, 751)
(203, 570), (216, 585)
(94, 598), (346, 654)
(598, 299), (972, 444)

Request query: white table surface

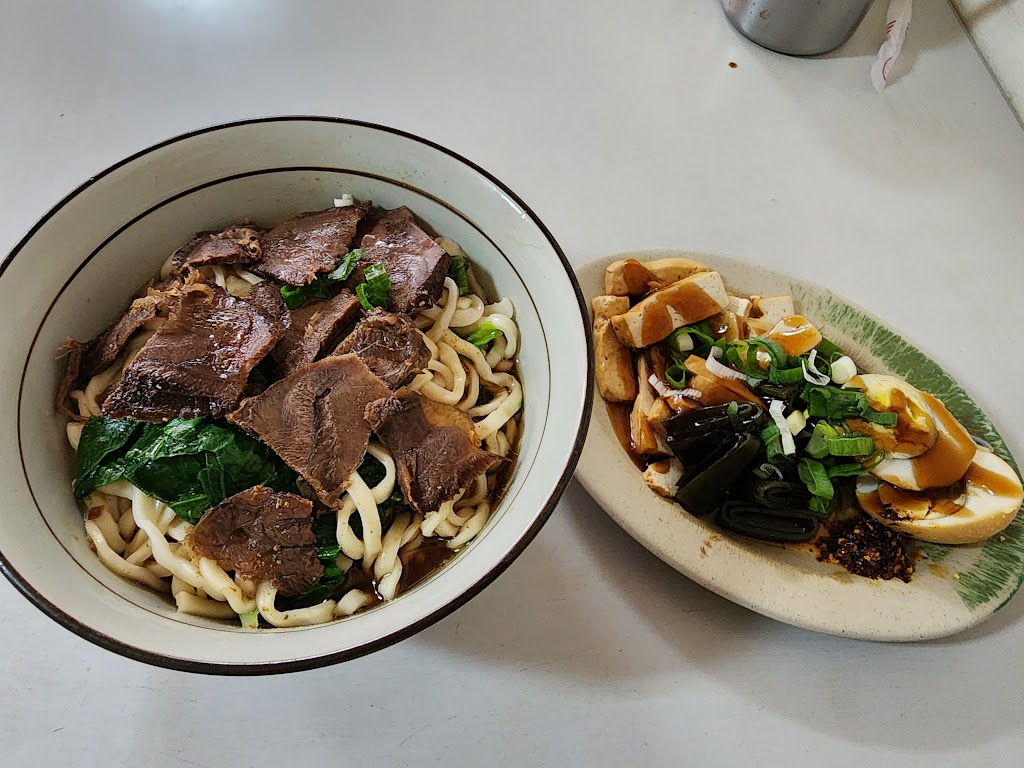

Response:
(952, 0), (1024, 123)
(2, 1), (1023, 766)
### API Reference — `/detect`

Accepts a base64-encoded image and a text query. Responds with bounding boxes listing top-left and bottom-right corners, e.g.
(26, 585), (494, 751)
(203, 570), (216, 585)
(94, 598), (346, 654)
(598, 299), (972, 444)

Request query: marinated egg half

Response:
(848, 375), (1022, 544)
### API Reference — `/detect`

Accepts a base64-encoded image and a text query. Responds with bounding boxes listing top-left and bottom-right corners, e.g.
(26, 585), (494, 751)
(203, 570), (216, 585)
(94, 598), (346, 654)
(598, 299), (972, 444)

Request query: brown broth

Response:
(342, 562), (384, 606)
(349, 360), (524, 609)
(401, 537), (457, 589)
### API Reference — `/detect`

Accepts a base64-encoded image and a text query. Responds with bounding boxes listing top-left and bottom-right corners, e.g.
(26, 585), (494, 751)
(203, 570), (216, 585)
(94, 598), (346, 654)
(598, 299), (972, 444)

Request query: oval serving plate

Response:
(575, 250), (1024, 641)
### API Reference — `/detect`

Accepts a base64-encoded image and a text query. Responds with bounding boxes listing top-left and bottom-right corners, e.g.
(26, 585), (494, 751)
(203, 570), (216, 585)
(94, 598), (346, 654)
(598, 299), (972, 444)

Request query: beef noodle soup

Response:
(58, 200), (523, 628)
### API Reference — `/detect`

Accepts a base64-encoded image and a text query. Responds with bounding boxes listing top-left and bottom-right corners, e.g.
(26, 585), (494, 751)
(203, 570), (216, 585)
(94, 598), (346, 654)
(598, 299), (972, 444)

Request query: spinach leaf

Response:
(312, 513), (340, 561)
(344, 453), (405, 538)
(275, 514), (350, 610)
(72, 416), (298, 524)
(279, 249), (363, 310)
(73, 417), (144, 499)
(276, 556), (347, 611)
(357, 452), (388, 488)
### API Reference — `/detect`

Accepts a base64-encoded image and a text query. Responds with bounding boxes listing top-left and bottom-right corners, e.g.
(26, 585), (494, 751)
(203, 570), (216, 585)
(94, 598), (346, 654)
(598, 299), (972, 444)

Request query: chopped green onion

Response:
(861, 447), (886, 470)
(355, 262), (391, 311)
(803, 383), (902, 428)
(745, 337), (789, 369)
(665, 364), (687, 389)
(827, 434), (875, 457)
(666, 329), (693, 355)
(449, 254), (472, 297)
(806, 421), (838, 459)
(802, 353), (831, 385)
(786, 410), (807, 437)
(768, 365), (805, 385)
(861, 408), (899, 428)
(768, 399), (796, 456)
(760, 424), (786, 463)
(798, 458), (835, 501)
(826, 461), (868, 478)
(667, 322), (715, 358)
(239, 609), (259, 630)
(725, 345), (762, 377)
(829, 355), (858, 385)
(466, 321), (503, 348)
(803, 385), (870, 421)
(815, 337), (846, 364)
(721, 337), (789, 379)
(809, 495), (835, 516)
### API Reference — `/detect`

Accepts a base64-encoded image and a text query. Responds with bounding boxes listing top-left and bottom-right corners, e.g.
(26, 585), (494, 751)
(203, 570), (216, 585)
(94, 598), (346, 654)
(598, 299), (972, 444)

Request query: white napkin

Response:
(871, 0), (913, 92)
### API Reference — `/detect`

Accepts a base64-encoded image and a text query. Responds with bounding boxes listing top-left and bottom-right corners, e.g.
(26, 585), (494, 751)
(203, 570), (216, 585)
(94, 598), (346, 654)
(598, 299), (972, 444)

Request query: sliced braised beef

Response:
(101, 283), (287, 422)
(56, 339), (86, 420)
(256, 202), (371, 286)
(333, 308), (430, 389)
(80, 289), (176, 379)
(228, 354), (391, 508)
(169, 226), (262, 275)
(271, 299), (327, 365)
(186, 486), (321, 597)
(244, 281), (291, 329)
(365, 389), (501, 514)
(347, 207), (450, 313)
(273, 289), (362, 377)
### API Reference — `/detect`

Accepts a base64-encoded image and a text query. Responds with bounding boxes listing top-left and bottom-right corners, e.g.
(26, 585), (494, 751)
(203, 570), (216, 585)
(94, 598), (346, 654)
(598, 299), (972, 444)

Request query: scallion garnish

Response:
(826, 434), (875, 457)
(768, 365), (805, 385)
(745, 337), (789, 369)
(665, 363), (687, 389)
(797, 458), (834, 503)
(667, 321), (715, 359)
(806, 421), (838, 459)
(826, 462), (868, 478)
(720, 337), (789, 379)
(449, 254), (472, 297)
(815, 337), (846, 364)
(760, 424), (785, 463)
(803, 385), (870, 421)
(466, 321), (503, 348)
(860, 408), (899, 428)
(355, 262), (391, 311)
(809, 495), (835, 516)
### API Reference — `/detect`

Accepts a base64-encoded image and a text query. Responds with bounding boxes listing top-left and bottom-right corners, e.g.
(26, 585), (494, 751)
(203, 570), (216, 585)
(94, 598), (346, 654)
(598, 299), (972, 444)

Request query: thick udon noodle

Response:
(66, 239), (522, 628)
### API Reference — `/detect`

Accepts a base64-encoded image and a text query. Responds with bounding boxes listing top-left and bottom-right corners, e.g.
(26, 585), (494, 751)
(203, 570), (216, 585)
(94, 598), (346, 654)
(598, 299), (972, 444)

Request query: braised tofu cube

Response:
(643, 458), (684, 498)
(592, 294), (631, 322)
(605, 257), (710, 296)
(594, 318), (638, 402)
(611, 271), (729, 348)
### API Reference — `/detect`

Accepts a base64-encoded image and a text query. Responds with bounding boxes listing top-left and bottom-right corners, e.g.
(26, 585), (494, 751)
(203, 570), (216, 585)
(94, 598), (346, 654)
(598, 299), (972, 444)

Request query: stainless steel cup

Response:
(721, 0), (877, 56)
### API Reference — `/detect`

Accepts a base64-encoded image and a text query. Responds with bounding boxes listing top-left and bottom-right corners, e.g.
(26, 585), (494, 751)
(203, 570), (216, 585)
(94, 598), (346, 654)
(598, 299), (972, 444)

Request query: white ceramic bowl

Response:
(0, 118), (592, 673)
